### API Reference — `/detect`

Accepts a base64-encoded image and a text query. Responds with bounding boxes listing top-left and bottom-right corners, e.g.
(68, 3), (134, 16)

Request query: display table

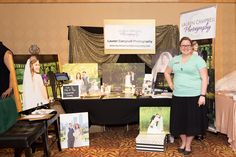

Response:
(215, 92), (236, 151)
(0, 97), (49, 157)
(60, 97), (171, 125)
(19, 105), (62, 153)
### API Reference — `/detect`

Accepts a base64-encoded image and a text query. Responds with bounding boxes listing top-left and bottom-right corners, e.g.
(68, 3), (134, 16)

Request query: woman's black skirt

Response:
(170, 96), (208, 137)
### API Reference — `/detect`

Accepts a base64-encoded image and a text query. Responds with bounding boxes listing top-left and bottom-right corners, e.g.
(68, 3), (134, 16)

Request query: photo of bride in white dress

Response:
(151, 51), (172, 85)
(73, 123), (83, 147)
(139, 107), (170, 134)
(147, 114), (164, 134)
(125, 71), (134, 88)
(22, 56), (49, 110)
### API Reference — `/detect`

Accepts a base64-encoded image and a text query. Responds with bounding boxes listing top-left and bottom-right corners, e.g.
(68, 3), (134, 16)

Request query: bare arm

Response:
(198, 67), (208, 106)
(164, 66), (174, 91)
(1, 51), (13, 98)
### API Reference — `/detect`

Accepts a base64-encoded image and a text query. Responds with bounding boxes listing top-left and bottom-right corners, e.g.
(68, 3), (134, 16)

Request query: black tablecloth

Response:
(60, 98), (171, 125)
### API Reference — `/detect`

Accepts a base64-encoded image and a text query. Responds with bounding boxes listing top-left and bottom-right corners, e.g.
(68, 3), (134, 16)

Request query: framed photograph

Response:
(151, 50), (178, 91)
(59, 112), (89, 148)
(14, 54), (60, 111)
(102, 63), (145, 92)
(62, 63), (99, 95)
(62, 63), (98, 81)
(139, 107), (170, 134)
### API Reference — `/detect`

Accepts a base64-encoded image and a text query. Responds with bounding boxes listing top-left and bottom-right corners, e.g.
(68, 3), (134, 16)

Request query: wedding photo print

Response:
(102, 63), (145, 93)
(59, 112), (89, 149)
(14, 54), (60, 111)
(62, 63), (100, 95)
(139, 107), (171, 134)
(151, 50), (178, 90)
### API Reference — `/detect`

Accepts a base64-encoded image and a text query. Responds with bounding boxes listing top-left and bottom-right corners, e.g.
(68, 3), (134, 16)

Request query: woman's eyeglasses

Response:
(180, 45), (192, 48)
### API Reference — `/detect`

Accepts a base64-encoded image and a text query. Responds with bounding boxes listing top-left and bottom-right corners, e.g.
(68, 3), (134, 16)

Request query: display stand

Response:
(54, 72), (70, 98)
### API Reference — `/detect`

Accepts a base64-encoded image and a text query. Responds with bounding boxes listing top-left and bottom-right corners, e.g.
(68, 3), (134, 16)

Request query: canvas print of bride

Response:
(139, 107), (170, 134)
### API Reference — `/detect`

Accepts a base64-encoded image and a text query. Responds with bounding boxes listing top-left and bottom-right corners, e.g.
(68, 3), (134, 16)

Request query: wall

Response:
(0, 3), (235, 80)
(215, 3), (236, 80)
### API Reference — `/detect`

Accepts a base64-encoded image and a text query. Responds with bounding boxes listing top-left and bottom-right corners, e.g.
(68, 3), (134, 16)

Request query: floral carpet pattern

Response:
(0, 124), (235, 157)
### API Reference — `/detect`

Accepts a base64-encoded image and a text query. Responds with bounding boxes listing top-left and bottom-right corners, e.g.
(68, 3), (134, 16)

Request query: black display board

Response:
(61, 85), (80, 99)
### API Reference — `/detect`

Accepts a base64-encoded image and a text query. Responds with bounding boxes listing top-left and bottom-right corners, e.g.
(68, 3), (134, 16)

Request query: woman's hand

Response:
(1, 87), (12, 99)
(164, 67), (174, 91)
(198, 96), (206, 106)
(169, 84), (174, 91)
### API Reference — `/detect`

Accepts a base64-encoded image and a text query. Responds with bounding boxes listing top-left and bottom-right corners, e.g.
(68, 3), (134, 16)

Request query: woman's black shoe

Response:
(183, 150), (192, 155)
(177, 147), (185, 153)
(195, 135), (204, 140)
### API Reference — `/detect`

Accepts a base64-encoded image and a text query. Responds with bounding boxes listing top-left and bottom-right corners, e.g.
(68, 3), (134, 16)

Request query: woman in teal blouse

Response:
(164, 37), (208, 155)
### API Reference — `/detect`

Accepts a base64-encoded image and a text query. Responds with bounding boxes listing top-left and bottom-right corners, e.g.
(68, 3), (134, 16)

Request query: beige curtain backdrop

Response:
(68, 25), (179, 69)
(68, 26), (119, 64)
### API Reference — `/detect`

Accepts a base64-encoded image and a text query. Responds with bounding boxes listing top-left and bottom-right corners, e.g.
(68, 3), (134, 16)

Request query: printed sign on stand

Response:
(61, 84), (80, 99)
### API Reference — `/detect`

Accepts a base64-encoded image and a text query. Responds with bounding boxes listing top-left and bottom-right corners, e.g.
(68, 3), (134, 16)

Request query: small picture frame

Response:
(61, 84), (80, 99)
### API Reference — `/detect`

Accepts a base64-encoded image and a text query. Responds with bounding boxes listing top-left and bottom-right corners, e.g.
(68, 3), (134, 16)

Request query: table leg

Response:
(53, 118), (62, 151)
(42, 129), (50, 157)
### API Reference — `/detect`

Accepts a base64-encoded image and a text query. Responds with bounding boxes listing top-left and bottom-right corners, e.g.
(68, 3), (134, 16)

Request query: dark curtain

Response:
(68, 25), (179, 74)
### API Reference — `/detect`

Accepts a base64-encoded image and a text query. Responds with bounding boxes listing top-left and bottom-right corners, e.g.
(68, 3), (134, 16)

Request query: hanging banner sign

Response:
(104, 19), (156, 54)
(180, 6), (217, 40)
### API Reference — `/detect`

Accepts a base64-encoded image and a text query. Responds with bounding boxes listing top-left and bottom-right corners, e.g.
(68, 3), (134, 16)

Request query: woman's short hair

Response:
(179, 37), (193, 46)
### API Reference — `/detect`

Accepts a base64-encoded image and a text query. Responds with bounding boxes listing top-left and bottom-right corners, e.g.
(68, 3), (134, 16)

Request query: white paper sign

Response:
(180, 6), (217, 40)
(104, 19), (155, 54)
(105, 25), (155, 50)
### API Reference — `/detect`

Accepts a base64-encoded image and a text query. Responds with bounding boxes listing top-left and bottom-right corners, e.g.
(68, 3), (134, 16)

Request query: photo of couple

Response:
(102, 63), (145, 92)
(59, 112), (89, 149)
(74, 71), (91, 94)
(67, 123), (83, 148)
(62, 63), (100, 95)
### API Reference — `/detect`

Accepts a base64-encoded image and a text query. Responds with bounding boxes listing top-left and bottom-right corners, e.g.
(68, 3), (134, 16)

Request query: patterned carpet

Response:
(0, 124), (236, 157)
